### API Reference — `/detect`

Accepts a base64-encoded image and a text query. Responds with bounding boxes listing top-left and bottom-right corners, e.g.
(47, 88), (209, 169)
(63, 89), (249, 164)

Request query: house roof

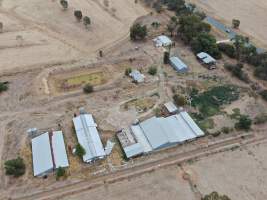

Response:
(123, 143), (144, 158)
(197, 52), (216, 64)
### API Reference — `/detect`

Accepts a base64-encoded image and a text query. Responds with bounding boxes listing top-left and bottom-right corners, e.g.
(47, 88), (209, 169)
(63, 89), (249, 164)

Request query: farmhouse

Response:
(31, 131), (69, 177)
(169, 57), (189, 73)
(153, 35), (172, 47)
(197, 52), (216, 69)
(119, 111), (204, 158)
(73, 112), (105, 163)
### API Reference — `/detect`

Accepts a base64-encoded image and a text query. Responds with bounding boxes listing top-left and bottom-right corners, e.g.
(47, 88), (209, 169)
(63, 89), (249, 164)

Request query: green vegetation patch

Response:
(192, 85), (240, 117)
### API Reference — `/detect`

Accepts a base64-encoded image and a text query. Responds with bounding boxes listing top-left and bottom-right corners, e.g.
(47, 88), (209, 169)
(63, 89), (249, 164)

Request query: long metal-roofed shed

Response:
(169, 57), (189, 73)
(164, 101), (178, 114)
(73, 113), (105, 163)
(31, 131), (69, 177)
(52, 131), (69, 168)
(32, 132), (53, 177)
(130, 111), (204, 152)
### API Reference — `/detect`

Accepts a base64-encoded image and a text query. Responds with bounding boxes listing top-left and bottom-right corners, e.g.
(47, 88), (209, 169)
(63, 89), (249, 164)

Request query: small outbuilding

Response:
(169, 57), (189, 73)
(164, 101), (178, 114)
(196, 52), (216, 69)
(129, 70), (145, 83)
(153, 35), (172, 47)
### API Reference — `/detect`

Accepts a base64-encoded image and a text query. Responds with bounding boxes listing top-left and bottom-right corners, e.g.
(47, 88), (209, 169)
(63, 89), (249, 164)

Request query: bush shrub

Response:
(148, 66), (157, 76)
(0, 82), (8, 93)
(235, 115), (252, 131)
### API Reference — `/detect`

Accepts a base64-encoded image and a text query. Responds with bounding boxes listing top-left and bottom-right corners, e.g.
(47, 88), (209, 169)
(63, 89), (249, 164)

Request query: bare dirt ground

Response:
(52, 140), (267, 200)
(0, 0), (147, 73)
(188, 0), (267, 48)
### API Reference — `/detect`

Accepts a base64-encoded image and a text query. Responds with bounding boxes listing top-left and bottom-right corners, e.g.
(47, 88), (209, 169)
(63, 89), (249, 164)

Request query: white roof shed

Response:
(32, 132), (53, 177)
(52, 131), (69, 168)
(154, 35), (172, 47)
(169, 57), (189, 73)
(197, 52), (216, 64)
(73, 114), (105, 163)
(164, 102), (178, 113)
(130, 70), (145, 83)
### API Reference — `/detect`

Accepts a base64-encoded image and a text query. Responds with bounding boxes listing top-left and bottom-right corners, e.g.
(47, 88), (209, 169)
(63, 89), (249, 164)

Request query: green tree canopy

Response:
(4, 157), (26, 177)
(75, 143), (86, 158)
(130, 23), (147, 41)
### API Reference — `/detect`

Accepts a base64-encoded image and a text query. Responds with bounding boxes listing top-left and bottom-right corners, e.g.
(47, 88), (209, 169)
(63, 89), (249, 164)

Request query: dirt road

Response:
(11, 133), (265, 200)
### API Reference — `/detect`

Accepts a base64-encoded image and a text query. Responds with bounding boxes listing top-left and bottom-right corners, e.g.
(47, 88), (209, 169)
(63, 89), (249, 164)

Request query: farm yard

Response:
(0, 0), (267, 200)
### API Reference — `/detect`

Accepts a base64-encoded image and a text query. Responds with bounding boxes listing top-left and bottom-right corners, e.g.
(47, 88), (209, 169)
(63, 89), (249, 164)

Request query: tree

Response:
(178, 15), (211, 44)
(232, 35), (248, 61)
(0, 82), (8, 93)
(75, 143), (86, 158)
(74, 10), (83, 22)
(0, 22), (3, 33)
(163, 51), (170, 64)
(56, 167), (66, 179)
(130, 23), (147, 41)
(83, 83), (94, 93)
(173, 94), (187, 106)
(235, 115), (252, 131)
(191, 32), (221, 59)
(125, 68), (132, 76)
(218, 43), (236, 58)
(60, 0), (68, 10)
(148, 66), (157, 75)
(4, 157), (26, 177)
(260, 90), (267, 101)
(83, 16), (91, 29)
(232, 19), (240, 29)
(167, 16), (178, 37)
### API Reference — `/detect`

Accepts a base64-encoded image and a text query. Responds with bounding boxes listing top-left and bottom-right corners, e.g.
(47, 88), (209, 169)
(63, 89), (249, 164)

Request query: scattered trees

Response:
(167, 16), (178, 37)
(232, 19), (240, 29)
(130, 23), (147, 41)
(218, 43), (236, 58)
(74, 10), (83, 22)
(60, 0), (68, 10)
(75, 143), (86, 158)
(4, 157), (26, 177)
(224, 63), (250, 83)
(83, 83), (94, 93)
(202, 191), (231, 200)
